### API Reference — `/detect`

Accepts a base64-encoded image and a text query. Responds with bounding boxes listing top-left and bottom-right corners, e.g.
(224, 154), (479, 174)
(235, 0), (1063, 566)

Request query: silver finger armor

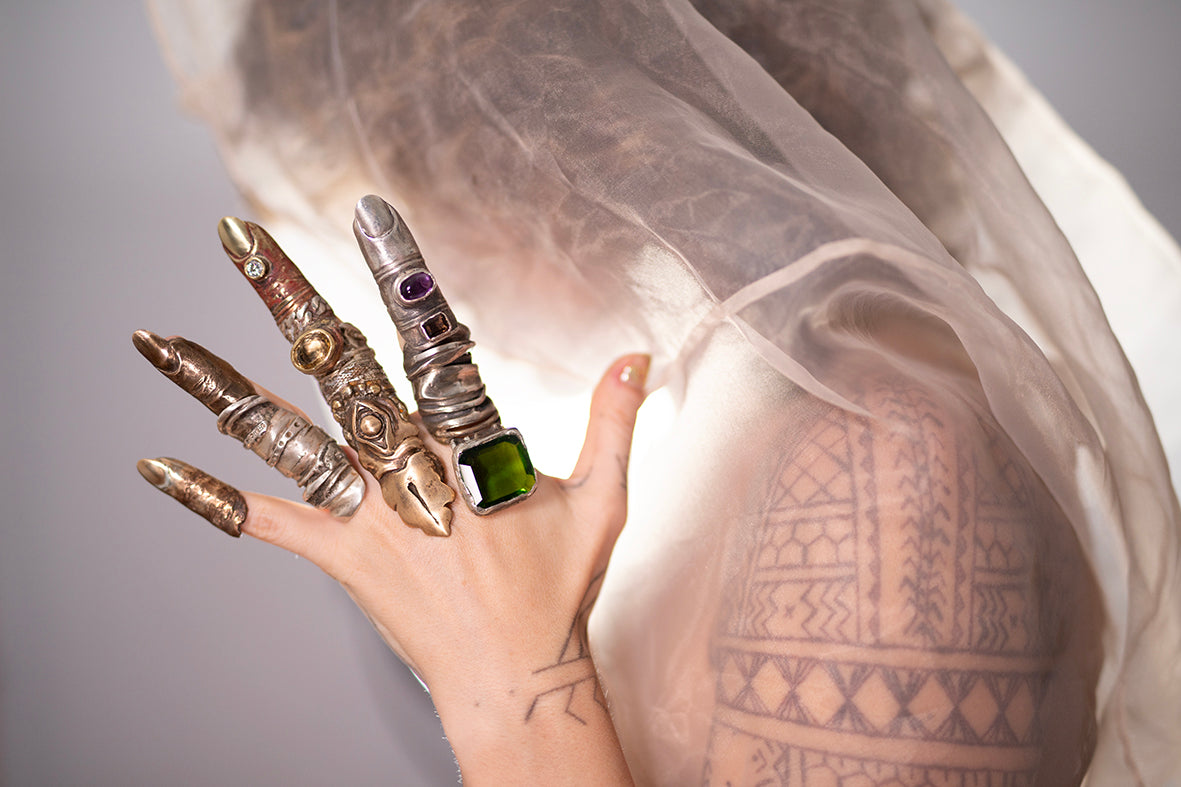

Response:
(353, 195), (536, 515)
(218, 217), (456, 536)
(133, 330), (365, 519)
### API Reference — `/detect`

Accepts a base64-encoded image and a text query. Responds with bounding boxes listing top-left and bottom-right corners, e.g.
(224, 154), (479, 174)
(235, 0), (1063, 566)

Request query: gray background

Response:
(2, 2), (1177, 785)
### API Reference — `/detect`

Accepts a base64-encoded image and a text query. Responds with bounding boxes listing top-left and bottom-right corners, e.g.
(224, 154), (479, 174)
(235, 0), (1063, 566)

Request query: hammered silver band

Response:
(132, 330), (365, 519)
(217, 395), (362, 518)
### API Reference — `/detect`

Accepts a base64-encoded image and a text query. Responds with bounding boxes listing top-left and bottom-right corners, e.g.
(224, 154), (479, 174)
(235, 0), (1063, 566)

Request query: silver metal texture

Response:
(352, 195), (536, 515)
(133, 330), (365, 519)
(352, 195), (501, 443)
(218, 217), (455, 536)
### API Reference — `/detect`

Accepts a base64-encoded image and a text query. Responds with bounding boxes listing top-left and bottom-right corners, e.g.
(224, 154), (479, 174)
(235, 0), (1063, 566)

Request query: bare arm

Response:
(704, 377), (1102, 786)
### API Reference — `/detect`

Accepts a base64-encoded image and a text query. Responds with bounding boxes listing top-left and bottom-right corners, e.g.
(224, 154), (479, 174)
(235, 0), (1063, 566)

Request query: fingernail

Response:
(355, 195), (396, 238)
(619, 355), (650, 389)
(131, 329), (180, 373)
(137, 457), (247, 538)
(217, 216), (254, 259)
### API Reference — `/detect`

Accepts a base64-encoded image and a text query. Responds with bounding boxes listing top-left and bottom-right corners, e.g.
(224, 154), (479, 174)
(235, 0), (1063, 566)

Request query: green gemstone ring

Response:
(453, 428), (537, 514)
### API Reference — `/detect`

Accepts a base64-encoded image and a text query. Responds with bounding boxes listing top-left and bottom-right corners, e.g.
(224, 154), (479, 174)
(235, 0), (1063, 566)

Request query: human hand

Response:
(135, 198), (645, 784)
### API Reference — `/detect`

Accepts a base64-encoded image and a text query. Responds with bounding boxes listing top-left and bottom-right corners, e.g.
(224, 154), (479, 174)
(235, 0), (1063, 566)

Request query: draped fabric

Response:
(151, 1), (1181, 783)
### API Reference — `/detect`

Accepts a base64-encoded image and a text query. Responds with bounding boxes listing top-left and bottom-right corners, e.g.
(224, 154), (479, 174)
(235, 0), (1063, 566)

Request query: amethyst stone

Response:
(399, 271), (435, 302)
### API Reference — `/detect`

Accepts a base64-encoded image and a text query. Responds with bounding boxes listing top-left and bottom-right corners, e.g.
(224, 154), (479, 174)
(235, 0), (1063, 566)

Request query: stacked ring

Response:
(132, 330), (365, 520)
(352, 195), (537, 515)
(217, 217), (457, 536)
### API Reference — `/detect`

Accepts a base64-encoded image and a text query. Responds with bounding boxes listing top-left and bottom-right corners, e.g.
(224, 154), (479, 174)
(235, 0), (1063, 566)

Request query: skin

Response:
(218, 354), (647, 786)
(144, 339), (1101, 784)
(702, 376), (1103, 786)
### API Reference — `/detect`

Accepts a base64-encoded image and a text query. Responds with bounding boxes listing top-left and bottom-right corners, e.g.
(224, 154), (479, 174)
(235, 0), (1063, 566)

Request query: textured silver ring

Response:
(352, 194), (537, 515)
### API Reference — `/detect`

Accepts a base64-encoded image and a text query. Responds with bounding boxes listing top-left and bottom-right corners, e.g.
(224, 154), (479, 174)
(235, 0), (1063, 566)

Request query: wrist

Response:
(431, 657), (632, 785)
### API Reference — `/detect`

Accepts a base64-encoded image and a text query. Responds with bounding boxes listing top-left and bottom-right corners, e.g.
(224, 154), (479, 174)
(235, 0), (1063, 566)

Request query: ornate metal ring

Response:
(133, 330), (364, 519)
(218, 217), (456, 536)
(352, 195), (536, 515)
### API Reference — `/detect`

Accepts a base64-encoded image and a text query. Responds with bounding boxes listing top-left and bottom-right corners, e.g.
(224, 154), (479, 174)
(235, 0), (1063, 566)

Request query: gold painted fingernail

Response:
(217, 216), (255, 259)
(619, 355), (650, 389)
(137, 457), (247, 538)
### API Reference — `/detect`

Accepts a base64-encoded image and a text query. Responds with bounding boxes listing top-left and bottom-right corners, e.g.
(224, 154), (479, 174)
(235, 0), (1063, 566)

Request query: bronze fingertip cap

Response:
(355, 195), (396, 238)
(136, 457), (167, 487)
(131, 329), (179, 373)
(217, 216), (255, 259)
(137, 457), (247, 538)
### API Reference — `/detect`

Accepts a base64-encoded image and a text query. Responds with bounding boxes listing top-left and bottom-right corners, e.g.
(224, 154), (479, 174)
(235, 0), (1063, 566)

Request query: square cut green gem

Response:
(457, 432), (535, 510)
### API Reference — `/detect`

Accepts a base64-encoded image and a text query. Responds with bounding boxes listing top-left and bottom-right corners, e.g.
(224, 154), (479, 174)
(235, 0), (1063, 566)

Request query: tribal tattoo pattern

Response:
(525, 571), (610, 726)
(703, 379), (1101, 785)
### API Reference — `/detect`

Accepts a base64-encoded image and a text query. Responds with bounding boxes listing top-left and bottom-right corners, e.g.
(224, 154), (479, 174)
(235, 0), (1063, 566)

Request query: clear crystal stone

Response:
(243, 258), (268, 279)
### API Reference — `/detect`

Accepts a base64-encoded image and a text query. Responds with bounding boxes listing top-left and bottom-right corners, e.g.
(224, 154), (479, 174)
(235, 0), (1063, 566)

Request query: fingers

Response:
(352, 195), (498, 442)
(132, 330), (365, 519)
(217, 216), (456, 536)
(237, 489), (346, 571)
(136, 456), (345, 570)
(351, 195), (537, 515)
(568, 355), (650, 513)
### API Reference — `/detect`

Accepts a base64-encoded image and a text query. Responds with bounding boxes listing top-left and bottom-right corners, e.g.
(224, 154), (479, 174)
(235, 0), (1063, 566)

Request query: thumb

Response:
(567, 354), (650, 513)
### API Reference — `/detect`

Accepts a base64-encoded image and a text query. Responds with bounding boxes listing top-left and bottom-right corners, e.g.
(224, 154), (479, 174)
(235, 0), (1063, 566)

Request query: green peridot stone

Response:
(457, 431), (536, 511)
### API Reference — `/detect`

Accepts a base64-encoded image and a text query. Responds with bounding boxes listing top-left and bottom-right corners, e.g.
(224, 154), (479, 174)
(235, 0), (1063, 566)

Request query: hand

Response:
(135, 199), (645, 784)
(238, 351), (647, 707)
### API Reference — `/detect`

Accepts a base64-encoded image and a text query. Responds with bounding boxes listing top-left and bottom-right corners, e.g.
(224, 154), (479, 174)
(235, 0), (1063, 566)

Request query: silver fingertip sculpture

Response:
(133, 329), (365, 519)
(353, 195), (537, 515)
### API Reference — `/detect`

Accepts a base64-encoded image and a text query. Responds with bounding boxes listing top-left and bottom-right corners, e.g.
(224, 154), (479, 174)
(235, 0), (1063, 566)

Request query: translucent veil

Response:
(151, 1), (1181, 783)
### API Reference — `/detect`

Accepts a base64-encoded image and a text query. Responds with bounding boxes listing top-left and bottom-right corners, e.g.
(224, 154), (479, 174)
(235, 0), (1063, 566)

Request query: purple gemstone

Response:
(399, 271), (435, 302)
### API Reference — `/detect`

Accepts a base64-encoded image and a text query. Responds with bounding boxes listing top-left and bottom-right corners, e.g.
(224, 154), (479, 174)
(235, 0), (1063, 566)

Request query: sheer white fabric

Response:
(151, 1), (1181, 783)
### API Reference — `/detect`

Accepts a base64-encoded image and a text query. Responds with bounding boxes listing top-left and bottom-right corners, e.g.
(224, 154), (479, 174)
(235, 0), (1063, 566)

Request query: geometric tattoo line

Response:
(525, 570), (609, 725)
(702, 377), (1079, 785)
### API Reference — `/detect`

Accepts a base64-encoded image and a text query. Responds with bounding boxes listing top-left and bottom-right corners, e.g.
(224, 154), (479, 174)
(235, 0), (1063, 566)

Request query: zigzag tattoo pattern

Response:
(703, 379), (1084, 785)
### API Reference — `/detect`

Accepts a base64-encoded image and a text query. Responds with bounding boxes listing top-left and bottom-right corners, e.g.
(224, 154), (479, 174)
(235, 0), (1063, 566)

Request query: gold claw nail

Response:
(217, 216), (254, 259)
(380, 451), (455, 536)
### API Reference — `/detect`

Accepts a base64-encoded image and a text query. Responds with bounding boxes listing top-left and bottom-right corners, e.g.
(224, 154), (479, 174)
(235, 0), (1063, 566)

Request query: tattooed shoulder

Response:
(704, 378), (1102, 786)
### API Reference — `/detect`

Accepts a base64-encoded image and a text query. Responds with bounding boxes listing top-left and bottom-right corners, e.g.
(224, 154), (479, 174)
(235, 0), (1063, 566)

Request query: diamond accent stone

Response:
(457, 431), (535, 511)
(243, 257), (268, 280)
(399, 271), (435, 302)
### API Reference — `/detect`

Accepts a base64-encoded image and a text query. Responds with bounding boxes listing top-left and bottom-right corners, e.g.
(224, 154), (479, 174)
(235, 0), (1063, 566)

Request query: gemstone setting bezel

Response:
(421, 312), (452, 341)
(243, 257), (269, 280)
(397, 270), (436, 303)
(452, 427), (536, 515)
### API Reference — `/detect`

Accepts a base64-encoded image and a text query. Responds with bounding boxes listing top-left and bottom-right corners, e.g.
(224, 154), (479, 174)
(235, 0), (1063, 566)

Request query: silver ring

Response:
(352, 194), (537, 515)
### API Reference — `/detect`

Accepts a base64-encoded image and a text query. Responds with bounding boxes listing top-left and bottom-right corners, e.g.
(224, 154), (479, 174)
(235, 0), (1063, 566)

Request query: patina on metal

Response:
(217, 217), (455, 536)
(137, 457), (248, 538)
(352, 195), (536, 515)
(132, 330), (365, 519)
